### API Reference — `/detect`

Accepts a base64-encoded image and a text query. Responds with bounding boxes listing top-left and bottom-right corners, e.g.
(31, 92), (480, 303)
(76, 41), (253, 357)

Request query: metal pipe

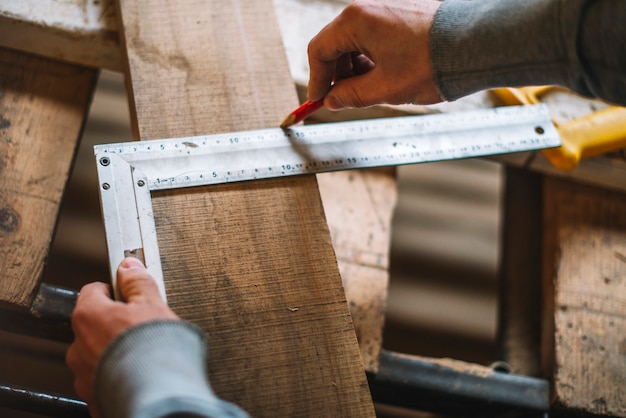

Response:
(30, 283), (78, 322)
(0, 384), (89, 417)
(368, 350), (550, 417)
(0, 283), (78, 342)
(0, 350), (550, 417)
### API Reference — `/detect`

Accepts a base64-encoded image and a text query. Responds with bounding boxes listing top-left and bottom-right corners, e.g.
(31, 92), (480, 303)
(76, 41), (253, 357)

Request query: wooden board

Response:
(0, 0), (122, 72)
(114, 1), (374, 416)
(318, 168), (396, 372)
(0, 47), (96, 309)
(543, 177), (626, 416)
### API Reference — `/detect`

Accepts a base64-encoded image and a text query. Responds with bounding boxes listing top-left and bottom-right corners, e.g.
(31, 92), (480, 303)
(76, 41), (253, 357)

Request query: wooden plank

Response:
(318, 167), (396, 372)
(0, 47), (96, 309)
(543, 177), (626, 416)
(0, 0), (122, 72)
(114, 1), (374, 416)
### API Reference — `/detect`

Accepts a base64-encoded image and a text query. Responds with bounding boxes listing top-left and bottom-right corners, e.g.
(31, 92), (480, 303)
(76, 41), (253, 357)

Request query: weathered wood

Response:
(115, 0), (374, 415)
(318, 167), (396, 372)
(0, 0), (122, 72)
(0, 47), (96, 309)
(543, 177), (626, 416)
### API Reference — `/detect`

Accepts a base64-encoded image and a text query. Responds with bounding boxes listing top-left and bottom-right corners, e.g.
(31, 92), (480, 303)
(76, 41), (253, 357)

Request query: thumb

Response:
(116, 257), (164, 304)
(323, 72), (384, 111)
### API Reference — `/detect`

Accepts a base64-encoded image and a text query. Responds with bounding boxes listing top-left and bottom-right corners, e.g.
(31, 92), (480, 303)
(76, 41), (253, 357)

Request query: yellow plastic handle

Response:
(491, 86), (555, 105)
(543, 106), (626, 171)
(490, 87), (626, 171)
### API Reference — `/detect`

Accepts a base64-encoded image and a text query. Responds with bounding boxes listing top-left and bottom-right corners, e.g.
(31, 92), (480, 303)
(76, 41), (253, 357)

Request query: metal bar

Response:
(97, 154), (166, 301)
(97, 152), (147, 301)
(30, 283), (78, 322)
(94, 104), (559, 191)
(368, 350), (550, 417)
(0, 384), (89, 418)
(0, 283), (77, 342)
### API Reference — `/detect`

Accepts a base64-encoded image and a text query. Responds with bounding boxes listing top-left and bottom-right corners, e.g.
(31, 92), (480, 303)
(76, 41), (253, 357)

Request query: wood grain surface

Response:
(543, 177), (626, 416)
(115, 1), (374, 415)
(0, 48), (96, 308)
(0, 0), (121, 72)
(318, 168), (397, 372)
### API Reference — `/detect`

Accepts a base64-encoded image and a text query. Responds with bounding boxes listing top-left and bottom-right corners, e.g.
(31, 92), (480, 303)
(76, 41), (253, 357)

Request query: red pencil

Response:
(279, 99), (324, 128)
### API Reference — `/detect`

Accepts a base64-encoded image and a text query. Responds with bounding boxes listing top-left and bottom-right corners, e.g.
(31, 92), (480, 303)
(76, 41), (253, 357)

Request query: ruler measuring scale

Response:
(95, 104), (560, 299)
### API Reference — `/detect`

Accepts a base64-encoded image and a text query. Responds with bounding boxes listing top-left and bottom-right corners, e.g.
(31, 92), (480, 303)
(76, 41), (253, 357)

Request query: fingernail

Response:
(120, 257), (145, 269)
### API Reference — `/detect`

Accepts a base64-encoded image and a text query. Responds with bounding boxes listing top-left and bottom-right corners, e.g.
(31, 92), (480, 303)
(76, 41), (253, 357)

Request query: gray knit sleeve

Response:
(429, 0), (626, 105)
(94, 320), (249, 418)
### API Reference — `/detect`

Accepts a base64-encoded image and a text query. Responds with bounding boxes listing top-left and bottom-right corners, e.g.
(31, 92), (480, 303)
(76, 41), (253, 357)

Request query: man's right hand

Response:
(307, 0), (443, 110)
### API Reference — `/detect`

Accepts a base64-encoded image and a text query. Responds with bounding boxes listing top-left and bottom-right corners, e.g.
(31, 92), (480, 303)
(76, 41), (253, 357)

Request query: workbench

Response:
(0, 0), (624, 417)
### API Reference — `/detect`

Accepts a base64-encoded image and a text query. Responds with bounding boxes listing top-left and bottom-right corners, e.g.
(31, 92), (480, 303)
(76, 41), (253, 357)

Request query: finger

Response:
(73, 377), (95, 413)
(116, 257), (165, 305)
(65, 342), (81, 374)
(66, 335), (100, 375)
(76, 281), (113, 304)
(351, 53), (375, 75)
(334, 54), (355, 81)
(72, 282), (114, 322)
(307, 9), (364, 101)
(307, 36), (340, 101)
(325, 70), (387, 110)
(333, 52), (376, 87)
(71, 282), (114, 334)
(66, 343), (95, 404)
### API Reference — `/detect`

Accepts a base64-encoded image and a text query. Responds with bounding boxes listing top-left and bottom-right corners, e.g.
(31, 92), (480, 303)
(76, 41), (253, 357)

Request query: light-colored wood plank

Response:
(0, 0), (122, 72)
(0, 47), (96, 308)
(318, 167), (397, 372)
(115, 1), (374, 415)
(543, 177), (626, 416)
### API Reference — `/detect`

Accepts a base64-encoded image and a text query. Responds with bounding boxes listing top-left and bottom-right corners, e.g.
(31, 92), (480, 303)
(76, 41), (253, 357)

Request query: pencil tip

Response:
(280, 114), (296, 129)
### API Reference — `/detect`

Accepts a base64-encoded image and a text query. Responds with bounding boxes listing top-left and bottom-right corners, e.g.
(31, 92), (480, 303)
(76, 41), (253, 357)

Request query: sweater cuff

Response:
(94, 320), (249, 418)
(429, 0), (589, 101)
